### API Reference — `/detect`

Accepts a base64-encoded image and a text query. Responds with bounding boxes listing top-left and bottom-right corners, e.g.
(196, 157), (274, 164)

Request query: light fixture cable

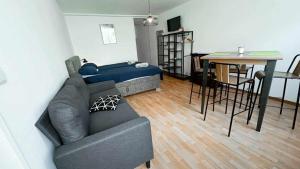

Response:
(143, 0), (158, 26)
(148, 0), (151, 15)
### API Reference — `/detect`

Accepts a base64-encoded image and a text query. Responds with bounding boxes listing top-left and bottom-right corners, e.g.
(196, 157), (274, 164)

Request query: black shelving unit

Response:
(157, 31), (193, 80)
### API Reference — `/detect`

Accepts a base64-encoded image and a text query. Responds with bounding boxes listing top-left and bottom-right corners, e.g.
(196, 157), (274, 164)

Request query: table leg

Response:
(201, 60), (209, 114)
(256, 60), (277, 131)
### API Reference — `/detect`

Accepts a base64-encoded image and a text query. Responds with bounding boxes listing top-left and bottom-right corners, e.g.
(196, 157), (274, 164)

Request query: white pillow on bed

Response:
(135, 62), (149, 68)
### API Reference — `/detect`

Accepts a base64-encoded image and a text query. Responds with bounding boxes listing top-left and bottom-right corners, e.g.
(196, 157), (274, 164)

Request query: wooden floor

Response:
(127, 75), (300, 169)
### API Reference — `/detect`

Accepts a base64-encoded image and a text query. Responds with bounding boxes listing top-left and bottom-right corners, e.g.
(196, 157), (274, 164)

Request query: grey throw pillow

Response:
(48, 85), (89, 144)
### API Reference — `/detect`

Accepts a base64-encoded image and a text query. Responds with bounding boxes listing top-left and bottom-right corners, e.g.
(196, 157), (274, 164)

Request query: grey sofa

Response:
(35, 73), (154, 169)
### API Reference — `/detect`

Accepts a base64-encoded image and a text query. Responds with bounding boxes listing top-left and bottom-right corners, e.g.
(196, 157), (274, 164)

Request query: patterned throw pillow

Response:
(89, 95), (121, 113)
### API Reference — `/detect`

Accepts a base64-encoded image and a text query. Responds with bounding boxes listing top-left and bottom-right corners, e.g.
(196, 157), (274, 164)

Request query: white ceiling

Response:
(56, 0), (190, 15)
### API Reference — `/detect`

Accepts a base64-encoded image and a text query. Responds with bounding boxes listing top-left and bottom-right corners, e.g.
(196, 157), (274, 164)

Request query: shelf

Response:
(162, 71), (190, 80)
(170, 58), (182, 61)
(158, 31), (193, 80)
(164, 66), (182, 69)
(164, 48), (182, 50)
(166, 41), (183, 44)
(169, 73), (190, 80)
(160, 61), (174, 65)
(162, 31), (193, 36)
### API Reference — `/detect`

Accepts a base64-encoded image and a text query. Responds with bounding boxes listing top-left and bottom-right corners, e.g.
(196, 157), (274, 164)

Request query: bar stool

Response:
(205, 63), (255, 137)
(189, 55), (215, 104)
(249, 54), (300, 129)
(230, 65), (255, 108)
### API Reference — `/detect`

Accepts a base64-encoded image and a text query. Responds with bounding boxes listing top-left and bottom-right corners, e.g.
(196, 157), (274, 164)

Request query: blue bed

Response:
(79, 62), (163, 84)
(65, 56), (162, 96)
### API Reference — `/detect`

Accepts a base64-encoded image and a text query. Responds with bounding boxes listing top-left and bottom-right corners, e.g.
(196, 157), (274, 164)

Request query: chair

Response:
(249, 54), (300, 129)
(204, 63), (255, 137)
(189, 54), (216, 104)
(230, 65), (255, 108)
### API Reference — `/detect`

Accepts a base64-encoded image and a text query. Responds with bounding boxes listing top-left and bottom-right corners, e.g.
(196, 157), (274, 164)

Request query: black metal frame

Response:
(249, 54), (300, 129)
(146, 161), (151, 168)
(238, 65), (255, 109)
(158, 31), (193, 79)
(189, 54), (214, 104)
(189, 73), (202, 104)
(204, 62), (255, 137)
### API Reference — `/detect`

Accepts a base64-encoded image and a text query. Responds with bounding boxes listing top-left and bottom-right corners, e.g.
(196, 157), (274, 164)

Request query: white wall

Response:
(153, 0), (300, 102)
(0, 114), (29, 169)
(0, 0), (74, 169)
(65, 15), (138, 66)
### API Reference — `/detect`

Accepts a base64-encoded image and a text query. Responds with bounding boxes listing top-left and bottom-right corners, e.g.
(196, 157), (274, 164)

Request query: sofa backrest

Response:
(65, 56), (81, 76)
(35, 74), (90, 146)
(48, 85), (89, 144)
(65, 73), (90, 106)
(35, 109), (62, 146)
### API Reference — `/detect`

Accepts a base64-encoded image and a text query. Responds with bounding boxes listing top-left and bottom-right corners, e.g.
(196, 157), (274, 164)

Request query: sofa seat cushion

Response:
(48, 85), (89, 144)
(89, 88), (125, 105)
(88, 103), (139, 134)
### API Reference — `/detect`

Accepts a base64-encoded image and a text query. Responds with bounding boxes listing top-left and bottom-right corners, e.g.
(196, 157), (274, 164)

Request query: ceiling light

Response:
(143, 0), (158, 26)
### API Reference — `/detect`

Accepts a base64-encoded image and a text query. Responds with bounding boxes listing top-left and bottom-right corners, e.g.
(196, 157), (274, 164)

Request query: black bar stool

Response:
(230, 65), (255, 108)
(205, 62), (255, 137)
(249, 54), (300, 129)
(189, 54), (215, 104)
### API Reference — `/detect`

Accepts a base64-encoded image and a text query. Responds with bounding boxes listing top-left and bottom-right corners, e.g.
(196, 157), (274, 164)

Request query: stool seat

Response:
(255, 71), (300, 80)
(229, 66), (252, 74)
(228, 76), (253, 85)
(194, 68), (215, 73)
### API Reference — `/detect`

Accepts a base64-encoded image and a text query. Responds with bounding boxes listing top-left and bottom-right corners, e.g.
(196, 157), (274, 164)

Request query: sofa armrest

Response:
(54, 117), (154, 169)
(87, 80), (116, 94)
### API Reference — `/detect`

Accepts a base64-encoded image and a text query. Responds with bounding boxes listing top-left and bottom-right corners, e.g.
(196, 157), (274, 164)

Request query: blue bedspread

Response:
(83, 62), (162, 84)
(97, 62), (130, 70)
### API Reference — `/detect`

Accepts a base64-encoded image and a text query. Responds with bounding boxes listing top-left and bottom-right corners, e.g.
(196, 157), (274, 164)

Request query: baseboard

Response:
(268, 96), (296, 106)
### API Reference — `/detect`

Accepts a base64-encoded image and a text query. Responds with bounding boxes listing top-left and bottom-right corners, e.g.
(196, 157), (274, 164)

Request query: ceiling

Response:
(56, 0), (190, 15)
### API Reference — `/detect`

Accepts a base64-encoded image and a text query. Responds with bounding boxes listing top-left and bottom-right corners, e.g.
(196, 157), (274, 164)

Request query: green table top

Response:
(202, 51), (282, 60)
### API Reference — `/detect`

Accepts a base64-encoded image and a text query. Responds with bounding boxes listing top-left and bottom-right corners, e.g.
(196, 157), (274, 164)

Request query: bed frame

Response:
(65, 56), (160, 96)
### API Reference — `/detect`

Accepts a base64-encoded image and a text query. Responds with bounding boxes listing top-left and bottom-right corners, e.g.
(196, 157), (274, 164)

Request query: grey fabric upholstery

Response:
(89, 103), (139, 134)
(116, 74), (160, 96)
(87, 80), (116, 94)
(48, 85), (89, 144)
(65, 74), (90, 106)
(54, 117), (153, 169)
(35, 110), (62, 146)
(65, 56), (81, 76)
(36, 74), (154, 169)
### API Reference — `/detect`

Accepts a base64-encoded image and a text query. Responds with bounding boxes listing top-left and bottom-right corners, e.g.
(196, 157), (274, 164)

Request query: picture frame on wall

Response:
(99, 24), (117, 44)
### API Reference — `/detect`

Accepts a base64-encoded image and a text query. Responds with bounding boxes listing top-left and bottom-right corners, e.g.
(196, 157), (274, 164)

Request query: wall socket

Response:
(0, 67), (7, 85)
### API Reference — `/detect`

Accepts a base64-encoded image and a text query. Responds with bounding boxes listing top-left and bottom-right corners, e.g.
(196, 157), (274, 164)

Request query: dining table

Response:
(200, 51), (283, 132)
